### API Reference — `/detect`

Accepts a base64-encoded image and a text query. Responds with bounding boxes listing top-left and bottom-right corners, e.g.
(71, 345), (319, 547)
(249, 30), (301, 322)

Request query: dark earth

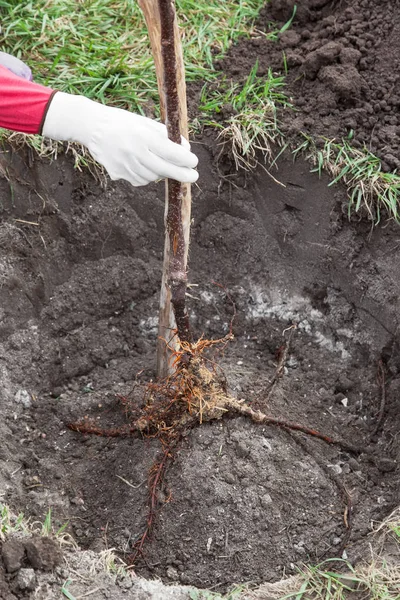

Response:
(216, 0), (400, 172)
(0, 0), (399, 597)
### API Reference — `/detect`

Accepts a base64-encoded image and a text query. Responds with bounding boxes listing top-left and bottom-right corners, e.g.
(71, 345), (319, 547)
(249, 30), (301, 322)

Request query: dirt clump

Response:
(0, 536), (62, 598)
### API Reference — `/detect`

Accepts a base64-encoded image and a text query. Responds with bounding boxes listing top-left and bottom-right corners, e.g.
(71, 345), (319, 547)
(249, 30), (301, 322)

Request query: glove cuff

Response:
(42, 91), (102, 146)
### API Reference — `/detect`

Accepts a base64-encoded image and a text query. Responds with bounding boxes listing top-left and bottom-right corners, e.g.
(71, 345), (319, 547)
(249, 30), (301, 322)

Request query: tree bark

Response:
(137, 0), (192, 378)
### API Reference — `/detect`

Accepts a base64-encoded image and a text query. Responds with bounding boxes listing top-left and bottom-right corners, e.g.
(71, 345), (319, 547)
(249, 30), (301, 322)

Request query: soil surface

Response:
(217, 0), (400, 172)
(0, 139), (399, 594)
(0, 1), (400, 598)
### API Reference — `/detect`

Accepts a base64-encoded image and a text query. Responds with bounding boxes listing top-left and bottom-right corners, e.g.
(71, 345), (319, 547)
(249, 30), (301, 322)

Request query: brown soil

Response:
(0, 0), (399, 598)
(216, 0), (400, 172)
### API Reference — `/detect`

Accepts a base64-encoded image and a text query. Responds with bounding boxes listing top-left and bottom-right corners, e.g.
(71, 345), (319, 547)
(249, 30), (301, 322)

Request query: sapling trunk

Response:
(158, 0), (191, 344)
(138, 0), (192, 378)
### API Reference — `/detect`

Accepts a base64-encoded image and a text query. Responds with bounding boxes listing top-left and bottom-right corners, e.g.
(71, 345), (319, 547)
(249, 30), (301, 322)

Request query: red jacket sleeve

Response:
(0, 65), (56, 134)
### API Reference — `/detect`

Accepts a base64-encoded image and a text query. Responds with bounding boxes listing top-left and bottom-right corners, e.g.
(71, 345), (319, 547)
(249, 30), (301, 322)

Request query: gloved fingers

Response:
(149, 136), (198, 169)
(109, 169), (152, 187)
(129, 175), (153, 187)
(143, 117), (168, 135)
(126, 164), (160, 186)
(142, 118), (194, 157)
(174, 167), (199, 184)
(144, 118), (190, 146)
(123, 154), (198, 185)
(143, 152), (199, 183)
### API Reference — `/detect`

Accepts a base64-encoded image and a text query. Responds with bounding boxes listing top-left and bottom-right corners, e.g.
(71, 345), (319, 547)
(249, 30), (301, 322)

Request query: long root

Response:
(68, 331), (359, 564)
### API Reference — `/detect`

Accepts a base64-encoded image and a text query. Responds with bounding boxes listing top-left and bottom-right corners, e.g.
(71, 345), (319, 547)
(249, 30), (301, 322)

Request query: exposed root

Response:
(223, 399), (361, 455)
(129, 446), (173, 564)
(68, 333), (361, 564)
(265, 323), (296, 399)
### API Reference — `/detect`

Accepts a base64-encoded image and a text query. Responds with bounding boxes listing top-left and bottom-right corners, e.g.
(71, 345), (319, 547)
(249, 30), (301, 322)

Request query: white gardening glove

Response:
(0, 51), (33, 80)
(42, 92), (198, 187)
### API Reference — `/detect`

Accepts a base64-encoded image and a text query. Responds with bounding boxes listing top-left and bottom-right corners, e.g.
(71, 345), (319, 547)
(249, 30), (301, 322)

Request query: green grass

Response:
(389, 523), (400, 540)
(1, 502), (72, 543)
(198, 61), (291, 169)
(264, 4), (297, 42)
(61, 580), (77, 600)
(376, 508), (400, 543)
(283, 558), (400, 600)
(285, 560), (365, 600)
(294, 135), (400, 223)
(41, 507), (70, 537)
(0, 0), (267, 113)
(279, 514), (400, 600)
(0, 503), (28, 540)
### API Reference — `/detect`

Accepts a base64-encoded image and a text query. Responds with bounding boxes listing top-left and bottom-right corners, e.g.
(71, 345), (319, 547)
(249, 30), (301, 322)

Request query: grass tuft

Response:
(2, 131), (107, 181)
(373, 507), (400, 543)
(285, 559), (365, 600)
(280, 554), (400, 600)
(0, 503), (29, 540)
(358, 557), (400, 600)
(199, 62), (291, 169)
(294, 135), (400, 223)
(1, 502), (74, 547)
(94, 548), (131, 577)
(40, 507), (71, 538)
(278, 510), (400, 600)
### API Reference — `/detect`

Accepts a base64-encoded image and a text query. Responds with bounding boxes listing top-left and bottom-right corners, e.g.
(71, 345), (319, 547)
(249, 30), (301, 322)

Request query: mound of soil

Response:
(0, 141), (399, 595)
(217, 0), (400, 172)
(0, 1), (400, 598)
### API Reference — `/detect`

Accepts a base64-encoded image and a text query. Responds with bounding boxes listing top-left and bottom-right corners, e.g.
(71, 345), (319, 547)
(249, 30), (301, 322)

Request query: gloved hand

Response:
(42, 92), (198, 186)
(0, 51), (33, 81)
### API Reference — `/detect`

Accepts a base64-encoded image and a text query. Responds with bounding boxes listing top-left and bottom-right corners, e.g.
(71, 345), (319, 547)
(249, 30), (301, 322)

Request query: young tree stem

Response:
(159, 0), (191, 345)
(137, 0), (192, 376)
